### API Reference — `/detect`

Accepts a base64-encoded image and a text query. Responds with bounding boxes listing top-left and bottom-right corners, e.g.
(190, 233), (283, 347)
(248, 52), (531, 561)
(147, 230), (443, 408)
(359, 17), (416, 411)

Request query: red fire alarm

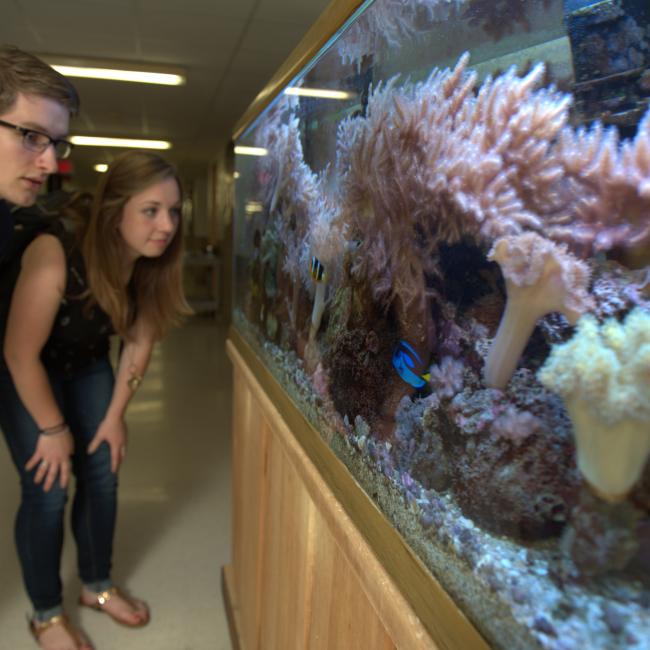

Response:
(58, 159), (74, 175)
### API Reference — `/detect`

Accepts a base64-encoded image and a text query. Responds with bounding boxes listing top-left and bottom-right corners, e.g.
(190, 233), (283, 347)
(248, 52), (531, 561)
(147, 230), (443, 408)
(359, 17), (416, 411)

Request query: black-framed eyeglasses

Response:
(0, 118), (73, 160)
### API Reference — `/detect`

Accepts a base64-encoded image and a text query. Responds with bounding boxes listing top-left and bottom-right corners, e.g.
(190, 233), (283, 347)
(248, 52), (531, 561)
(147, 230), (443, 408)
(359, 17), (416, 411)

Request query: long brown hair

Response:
(82, 150), (191, 340)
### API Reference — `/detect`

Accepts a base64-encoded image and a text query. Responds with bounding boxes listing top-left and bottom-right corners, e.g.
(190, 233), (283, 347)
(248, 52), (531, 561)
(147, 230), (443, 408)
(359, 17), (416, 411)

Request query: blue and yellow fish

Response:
(310, 256), (327, 282)
(392, 340), (430, 389)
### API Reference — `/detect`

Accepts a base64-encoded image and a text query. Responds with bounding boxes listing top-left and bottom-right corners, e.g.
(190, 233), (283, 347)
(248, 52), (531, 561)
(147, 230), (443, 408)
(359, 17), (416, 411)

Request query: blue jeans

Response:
(0, 357), (117, 613)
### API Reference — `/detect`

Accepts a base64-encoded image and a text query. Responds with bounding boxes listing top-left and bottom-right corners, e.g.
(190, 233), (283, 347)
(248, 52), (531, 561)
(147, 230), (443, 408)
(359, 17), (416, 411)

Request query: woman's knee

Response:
(76, 447), (118, 492)
(20, 479), (68, 512)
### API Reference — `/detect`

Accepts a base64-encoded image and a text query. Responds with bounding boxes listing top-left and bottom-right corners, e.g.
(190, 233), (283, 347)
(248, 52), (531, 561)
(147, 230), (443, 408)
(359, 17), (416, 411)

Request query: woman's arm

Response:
(4, 234), (73, 491)
(87, 314), (156, 472)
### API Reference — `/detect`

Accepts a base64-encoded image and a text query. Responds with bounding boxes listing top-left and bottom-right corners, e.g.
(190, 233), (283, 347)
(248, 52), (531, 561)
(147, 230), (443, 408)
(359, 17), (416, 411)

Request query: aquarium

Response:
(232, 0), (650, 648)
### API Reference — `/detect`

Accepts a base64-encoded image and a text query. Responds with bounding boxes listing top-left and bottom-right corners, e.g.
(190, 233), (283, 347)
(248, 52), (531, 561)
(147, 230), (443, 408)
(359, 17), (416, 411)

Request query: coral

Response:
(256, 113), (342, 339)
(256, 116), (318, 255)
(462, 0), (552, 41)
(311, 362), (329, 398)
(546, 110), (650, 266)
(538, 309), (650, 502)
(337, 0), (468, 67)
(449, 386), (505, 437)
(451, 423), (579, 540)
(324, 325), (398, 428)
(490, 405), (542, 446)
(428, 356), (465, 400)
(281, 234), (304, 331)
(484, 232), (594, 389)
(440, 365), (579, 539)
(306, 202), (347, 342)
(560, 488), (641, 578)
(589, 260), (650, 322)
(392, 395), (451, 491)
(341, 51), (650, 275)
(340, 54), (572, 316)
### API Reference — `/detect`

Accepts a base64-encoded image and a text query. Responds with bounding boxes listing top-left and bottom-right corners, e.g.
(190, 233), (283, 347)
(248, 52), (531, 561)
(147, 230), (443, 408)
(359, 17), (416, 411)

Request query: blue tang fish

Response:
(392, 340), (430, 389)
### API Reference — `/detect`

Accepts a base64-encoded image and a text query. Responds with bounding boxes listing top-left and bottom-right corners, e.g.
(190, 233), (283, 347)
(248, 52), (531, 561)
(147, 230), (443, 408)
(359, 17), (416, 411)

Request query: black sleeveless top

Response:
(0, 200), (14, 262)
(41, 227), (114, 376)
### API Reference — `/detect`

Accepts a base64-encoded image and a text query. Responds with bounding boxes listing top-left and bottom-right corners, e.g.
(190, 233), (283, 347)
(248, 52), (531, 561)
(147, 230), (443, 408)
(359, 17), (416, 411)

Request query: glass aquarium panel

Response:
(233, 1), (650, 648)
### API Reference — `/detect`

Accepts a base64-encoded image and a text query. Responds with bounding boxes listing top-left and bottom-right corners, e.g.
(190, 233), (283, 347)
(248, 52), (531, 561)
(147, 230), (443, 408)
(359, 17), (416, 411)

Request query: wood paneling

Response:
(231, 367), (268, 650)
(306, 517), (396, 650)
(258, 433), (313, 649)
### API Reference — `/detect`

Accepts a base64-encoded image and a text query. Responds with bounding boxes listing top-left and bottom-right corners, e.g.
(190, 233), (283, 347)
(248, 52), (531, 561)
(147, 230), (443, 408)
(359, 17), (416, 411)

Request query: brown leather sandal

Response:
(29, 614), (93, 649)
(79, 587), (150, 628)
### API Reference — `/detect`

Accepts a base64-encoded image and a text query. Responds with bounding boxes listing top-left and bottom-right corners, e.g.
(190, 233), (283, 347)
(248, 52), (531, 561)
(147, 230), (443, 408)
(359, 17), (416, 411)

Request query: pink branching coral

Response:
(265, 117), (320, 221)
(337, 0), (468, 67)
(254, 95), (300, 210)
(490, 405), (542, 446)
(542, 111), (650, 267)
(484, 232), (593, 389)
(258, 106), (349, 343)
(341, 48), (650, 280)
(338, 73), (440, 316)
(339, 53), (573, 315)
(256, 115), (324, 330)
(424, 59), (569, 245)
(428, 356), (465, 399)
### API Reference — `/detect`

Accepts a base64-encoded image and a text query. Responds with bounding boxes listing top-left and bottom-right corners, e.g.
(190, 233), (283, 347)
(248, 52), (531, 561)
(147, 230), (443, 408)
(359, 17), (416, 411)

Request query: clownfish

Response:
(310, 256), (327, 282)
(392, 340), (430, 389)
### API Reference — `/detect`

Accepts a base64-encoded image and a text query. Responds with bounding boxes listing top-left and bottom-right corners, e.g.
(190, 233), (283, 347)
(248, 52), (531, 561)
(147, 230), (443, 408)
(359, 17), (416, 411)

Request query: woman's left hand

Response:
(87, 416), (128, 473)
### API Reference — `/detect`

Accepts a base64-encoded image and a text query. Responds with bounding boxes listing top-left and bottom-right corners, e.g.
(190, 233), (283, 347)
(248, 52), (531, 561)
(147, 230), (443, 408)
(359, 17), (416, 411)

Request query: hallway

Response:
(0, 317), (233, 650)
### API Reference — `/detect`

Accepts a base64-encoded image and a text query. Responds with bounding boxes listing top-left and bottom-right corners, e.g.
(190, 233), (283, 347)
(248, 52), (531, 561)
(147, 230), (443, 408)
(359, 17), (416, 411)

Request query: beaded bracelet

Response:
(39, 422), (68, 436)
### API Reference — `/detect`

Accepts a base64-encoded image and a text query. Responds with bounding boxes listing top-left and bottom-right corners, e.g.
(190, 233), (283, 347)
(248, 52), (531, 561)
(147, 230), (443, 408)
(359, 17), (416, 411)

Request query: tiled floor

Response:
(0, 317), (233, 650)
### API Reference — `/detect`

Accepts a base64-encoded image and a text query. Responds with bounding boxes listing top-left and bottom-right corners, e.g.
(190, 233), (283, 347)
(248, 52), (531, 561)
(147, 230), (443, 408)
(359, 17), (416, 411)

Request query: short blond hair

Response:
(0, 45), (79, 115)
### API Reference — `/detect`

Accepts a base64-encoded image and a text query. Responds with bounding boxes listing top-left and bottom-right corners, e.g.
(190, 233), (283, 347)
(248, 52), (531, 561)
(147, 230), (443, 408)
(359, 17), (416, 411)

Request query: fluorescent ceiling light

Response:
(245, 201), (263, 214)
(94, 163), (108, 172)
(71, 136), (171, 150)
(284, 87), (351, 100)
(234, 146), (267, 156)
(51, 65), (184, 86)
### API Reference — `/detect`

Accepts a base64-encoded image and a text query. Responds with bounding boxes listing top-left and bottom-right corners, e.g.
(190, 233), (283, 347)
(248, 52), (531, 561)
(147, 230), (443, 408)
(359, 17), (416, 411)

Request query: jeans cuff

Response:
(33, 604), (64, 622)
(83, 578), (113, 594)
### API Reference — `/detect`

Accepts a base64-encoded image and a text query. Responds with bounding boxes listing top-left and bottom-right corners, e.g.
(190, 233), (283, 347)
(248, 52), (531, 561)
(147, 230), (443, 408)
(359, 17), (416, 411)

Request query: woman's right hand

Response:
(25, 429), (74, 491)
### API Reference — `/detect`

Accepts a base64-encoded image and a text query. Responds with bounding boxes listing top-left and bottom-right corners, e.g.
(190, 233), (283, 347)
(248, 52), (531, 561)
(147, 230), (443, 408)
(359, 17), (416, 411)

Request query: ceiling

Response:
(0, 0), (332, 187)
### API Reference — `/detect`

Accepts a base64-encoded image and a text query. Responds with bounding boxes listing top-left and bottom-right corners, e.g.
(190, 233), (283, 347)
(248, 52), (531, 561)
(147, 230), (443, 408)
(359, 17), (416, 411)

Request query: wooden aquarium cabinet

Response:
(221, 330), (488, 650)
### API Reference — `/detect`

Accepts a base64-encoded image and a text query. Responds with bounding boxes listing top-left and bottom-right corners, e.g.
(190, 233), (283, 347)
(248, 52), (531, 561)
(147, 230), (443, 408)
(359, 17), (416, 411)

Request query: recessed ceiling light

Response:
(50, 65), (185, 86)
(70, 136), (172, 150)
(284, 87), (351, 100)
(94, 163), (108, 172)
(234, 146), (267, 156)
